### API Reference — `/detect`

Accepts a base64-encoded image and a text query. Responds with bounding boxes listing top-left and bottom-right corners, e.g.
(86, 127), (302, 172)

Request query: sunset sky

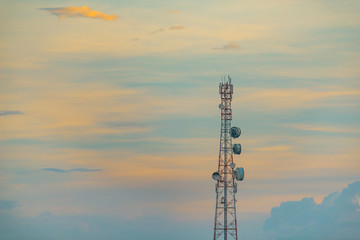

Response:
(1, 0), (359, 239)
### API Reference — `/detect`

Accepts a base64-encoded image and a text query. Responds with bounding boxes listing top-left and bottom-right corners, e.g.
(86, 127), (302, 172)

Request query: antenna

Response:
(233, 144), (241, 155)
(212, 172), (221, 181)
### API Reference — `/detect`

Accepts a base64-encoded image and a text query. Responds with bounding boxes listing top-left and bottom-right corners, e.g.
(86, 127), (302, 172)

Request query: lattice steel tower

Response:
(212, 75), (244, 240)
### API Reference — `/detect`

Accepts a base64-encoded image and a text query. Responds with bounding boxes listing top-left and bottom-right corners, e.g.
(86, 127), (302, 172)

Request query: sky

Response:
(0, 0), (359, 239)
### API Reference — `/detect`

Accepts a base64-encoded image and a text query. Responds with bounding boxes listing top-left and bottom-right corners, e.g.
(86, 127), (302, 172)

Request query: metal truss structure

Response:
(213, 75), (242, 240)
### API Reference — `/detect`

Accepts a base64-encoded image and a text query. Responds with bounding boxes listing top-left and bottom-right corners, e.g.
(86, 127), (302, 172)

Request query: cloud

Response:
(213, 42), (240, 50)
(40, 6), (118, 21)
(284, 124), (360, 134)
(42, 168), (102, 173)
(100, 121), (147, 128)
(234, 87), (360, 111)
(0, 211), (210, 240)
(264, 181), (360, 239)
(0, 110), (23, 116)
(149, 28), (166, 35)
(0, 200), (21, 210)
(168, 10), (181, 13)
(149, 25), (184, 34)
(169, 25), (184, 30)
(252, 145), (292, 152)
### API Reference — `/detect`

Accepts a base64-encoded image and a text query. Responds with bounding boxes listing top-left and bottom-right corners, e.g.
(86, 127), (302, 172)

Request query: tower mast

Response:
(212, 75), (244, 240)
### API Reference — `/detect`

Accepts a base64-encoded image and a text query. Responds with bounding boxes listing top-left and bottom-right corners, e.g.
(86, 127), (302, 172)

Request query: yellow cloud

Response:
(233, 87), (360, 111)
(41, 6), (118, 21)
(169, 25), (184, 30)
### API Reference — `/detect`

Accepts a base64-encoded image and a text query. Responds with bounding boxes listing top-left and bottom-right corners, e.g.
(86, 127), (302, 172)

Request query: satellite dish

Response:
(212, 172), (220, 181)
(230, 127), (241, 138)
(233, 144), (241, 155)
(234, 167), (244, 181)
(218, 104), (225, 110)
(230, 163), (235, 169)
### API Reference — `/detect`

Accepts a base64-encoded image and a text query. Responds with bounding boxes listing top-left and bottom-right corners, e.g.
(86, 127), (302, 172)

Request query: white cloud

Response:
(264, 181), (360, 239)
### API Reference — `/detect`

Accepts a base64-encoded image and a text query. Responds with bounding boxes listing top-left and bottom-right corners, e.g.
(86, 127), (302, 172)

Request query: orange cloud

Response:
(283, 124), (360, 133)
(253, 145), (292, 152)
(169, 25), (184, 30)
(233, 87), (360, 111)
(41, 6), (118, 21)
(168, 10), (181, 13)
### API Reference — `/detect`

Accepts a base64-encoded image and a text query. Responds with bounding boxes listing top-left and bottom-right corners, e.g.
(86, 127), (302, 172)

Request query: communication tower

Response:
(212, 75), (244, 240)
